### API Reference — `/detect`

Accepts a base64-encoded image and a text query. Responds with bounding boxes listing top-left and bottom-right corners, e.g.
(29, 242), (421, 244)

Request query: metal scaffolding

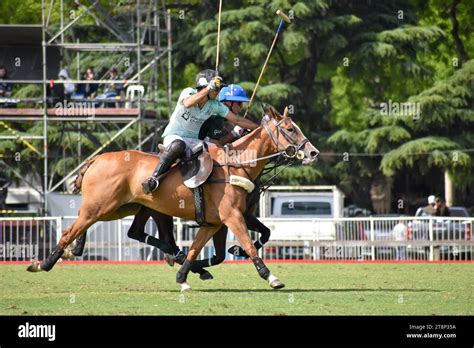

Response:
(0, 0), (172, 213)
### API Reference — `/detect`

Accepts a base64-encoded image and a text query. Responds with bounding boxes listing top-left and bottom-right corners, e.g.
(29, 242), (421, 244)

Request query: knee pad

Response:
(167, 139), (186, 158)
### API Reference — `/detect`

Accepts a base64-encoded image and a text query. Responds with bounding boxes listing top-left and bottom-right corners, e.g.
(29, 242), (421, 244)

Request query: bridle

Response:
(261, 115), (309, 160)
(210, 114), (310, 192)
(218, 114), (309, 166)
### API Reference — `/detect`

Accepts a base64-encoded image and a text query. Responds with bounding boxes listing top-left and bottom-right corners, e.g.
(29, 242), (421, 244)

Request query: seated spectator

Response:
(435, 197), (451, 217)
(101, 68), (124, 107)
(423, 195), (437, 216)
(103, 68), (123, 97)
(0, 66), (14, 107)
(58, 69), (75, 100)
(77, 67), (98, 99)
(47, 69), (75, 105)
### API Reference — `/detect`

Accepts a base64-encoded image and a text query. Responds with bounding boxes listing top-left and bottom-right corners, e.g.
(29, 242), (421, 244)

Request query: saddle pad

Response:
(229, 175), (255, 193)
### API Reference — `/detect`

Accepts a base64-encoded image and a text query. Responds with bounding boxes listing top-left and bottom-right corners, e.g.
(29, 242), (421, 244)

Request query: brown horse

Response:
(63, 178), (272, 280)
(27, 105), (319, 291)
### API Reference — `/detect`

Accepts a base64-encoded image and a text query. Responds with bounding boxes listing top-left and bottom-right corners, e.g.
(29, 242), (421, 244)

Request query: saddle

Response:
(156, 142), (213, 188)
(156, 142), (213, 225)
(155, 142), (254, 225)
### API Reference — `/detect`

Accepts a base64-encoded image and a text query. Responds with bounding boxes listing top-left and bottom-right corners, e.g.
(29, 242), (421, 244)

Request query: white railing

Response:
(258, 216), (473, 261)
(0, 217), (60, 262)
(0, 216), (473, 262)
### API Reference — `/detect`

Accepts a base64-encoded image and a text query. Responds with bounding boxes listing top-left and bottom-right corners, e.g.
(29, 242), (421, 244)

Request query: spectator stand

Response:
(0, 1), (173, 213)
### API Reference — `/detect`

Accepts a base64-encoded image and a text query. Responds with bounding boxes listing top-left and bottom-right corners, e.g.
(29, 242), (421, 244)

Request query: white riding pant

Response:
(163, 135), (215, 157)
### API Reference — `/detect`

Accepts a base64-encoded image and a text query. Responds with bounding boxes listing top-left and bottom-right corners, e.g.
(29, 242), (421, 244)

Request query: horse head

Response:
(261, 104), (319, 164)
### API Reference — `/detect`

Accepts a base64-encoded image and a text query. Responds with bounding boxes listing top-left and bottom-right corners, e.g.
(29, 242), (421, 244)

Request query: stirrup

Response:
(142, 176), (159, 194)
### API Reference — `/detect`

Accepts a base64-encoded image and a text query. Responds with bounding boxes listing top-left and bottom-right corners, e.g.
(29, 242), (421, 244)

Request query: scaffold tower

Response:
(0, 0), (173, 214)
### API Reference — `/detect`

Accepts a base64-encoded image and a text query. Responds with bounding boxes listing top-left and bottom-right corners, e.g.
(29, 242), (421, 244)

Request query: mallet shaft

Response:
(244, 19), (283, 118)
(215, 0), (223, 74)
(244, 10), (292, 118)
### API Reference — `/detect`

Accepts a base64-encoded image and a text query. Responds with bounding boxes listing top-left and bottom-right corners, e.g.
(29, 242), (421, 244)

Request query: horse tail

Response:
(72, 156), (98, 194)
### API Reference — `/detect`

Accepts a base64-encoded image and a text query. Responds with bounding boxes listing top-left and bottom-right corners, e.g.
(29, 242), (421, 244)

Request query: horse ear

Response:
(283, 106), (289, 118)
(262, 103), (273, 116)
(272, 106), (283, 120)
(262, 104), (282, 119)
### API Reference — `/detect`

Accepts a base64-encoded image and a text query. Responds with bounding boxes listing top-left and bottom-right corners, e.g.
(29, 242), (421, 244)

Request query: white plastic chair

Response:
(125, 85), (145, 108)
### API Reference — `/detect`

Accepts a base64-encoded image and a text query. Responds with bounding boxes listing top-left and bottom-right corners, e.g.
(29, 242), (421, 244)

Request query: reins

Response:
(214, 116), (307, 168)
(208, 115), (307, 189)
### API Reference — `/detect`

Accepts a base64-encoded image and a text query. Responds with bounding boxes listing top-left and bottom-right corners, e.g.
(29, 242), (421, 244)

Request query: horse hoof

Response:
(180, 282), (192, 292)
(270, 280), (285, 289)
(27, 261), (43, 273)
(164, 254), (175, 267)
(268, 274), (285, 289)
(199, 271), (214, 281)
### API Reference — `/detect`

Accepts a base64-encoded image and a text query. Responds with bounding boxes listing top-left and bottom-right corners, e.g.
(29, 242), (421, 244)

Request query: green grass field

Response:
(1, 263), (473, 315)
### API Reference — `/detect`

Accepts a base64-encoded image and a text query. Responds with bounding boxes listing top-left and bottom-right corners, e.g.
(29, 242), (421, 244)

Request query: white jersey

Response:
(162, 87), (229, 139)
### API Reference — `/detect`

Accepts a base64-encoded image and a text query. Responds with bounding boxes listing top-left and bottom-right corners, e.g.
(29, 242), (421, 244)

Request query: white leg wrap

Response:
(267, 274), (278, 283)
(180, 282), (192, 292)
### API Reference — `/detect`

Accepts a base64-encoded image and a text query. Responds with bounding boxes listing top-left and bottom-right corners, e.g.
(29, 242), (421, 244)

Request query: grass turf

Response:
(0, 263), (473, 315)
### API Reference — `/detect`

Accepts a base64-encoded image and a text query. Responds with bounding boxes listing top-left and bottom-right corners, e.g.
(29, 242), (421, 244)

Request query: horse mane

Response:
(230, 123), (266, 149)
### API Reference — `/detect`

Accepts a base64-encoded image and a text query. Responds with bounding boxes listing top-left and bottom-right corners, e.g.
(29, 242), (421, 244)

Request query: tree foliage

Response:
(0, 0), (473, 211)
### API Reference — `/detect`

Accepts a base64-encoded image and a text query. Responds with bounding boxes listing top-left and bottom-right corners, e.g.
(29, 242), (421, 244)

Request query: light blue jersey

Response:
(162, 87), (230, 139)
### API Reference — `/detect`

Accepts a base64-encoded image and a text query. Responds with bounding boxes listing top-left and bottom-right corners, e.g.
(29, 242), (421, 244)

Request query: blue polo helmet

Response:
(218, 84), (250, 102)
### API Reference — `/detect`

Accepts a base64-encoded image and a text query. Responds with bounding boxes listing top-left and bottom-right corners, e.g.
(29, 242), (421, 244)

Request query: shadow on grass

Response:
(158, 288), (440, 293)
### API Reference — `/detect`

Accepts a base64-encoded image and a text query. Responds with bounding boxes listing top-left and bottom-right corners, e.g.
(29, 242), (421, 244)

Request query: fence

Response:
(259, 216), (473, 261)
(0, 216), (473, 262)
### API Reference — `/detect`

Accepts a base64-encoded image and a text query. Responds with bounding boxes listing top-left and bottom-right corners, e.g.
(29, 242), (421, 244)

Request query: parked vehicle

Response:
(411, 206), (470, 240)
(259, 185), (345, 259)
(409, 206), (471, 260)
(259, 185), (344, 240)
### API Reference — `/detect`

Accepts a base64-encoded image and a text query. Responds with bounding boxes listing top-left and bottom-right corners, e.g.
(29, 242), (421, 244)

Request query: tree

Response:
(328, 0), (473, 211)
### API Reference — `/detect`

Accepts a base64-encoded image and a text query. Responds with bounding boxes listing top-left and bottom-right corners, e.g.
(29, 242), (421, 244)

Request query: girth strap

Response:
(193, 186), (206, 226)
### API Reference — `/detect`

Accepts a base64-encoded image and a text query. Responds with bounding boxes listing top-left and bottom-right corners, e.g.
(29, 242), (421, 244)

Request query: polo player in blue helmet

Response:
(190, 83), (275, 269)
(142, 70), (258, 194)
(198, 84), (252, 146)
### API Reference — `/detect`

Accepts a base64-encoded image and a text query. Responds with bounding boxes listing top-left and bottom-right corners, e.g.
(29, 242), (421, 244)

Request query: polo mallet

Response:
(215, 0), (223, 75)
(244, 9), (292, 118)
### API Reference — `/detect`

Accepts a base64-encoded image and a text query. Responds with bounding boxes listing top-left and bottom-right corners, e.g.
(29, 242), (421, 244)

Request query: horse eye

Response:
(288, 128), (294, 132)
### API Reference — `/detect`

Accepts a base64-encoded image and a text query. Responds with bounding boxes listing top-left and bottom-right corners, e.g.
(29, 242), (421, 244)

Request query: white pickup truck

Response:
(258, 185), (345, 241)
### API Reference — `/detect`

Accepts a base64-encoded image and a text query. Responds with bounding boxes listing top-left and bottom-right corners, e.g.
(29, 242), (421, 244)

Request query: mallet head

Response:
(276, 10), (291, 24)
